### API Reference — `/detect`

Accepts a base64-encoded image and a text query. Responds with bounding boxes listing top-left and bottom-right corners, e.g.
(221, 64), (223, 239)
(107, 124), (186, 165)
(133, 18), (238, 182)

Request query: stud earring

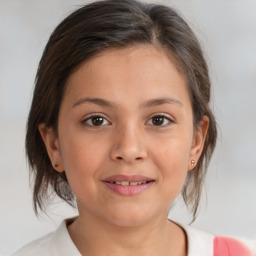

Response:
(191, 160), (195, 167)
(54, 163), (59, 168)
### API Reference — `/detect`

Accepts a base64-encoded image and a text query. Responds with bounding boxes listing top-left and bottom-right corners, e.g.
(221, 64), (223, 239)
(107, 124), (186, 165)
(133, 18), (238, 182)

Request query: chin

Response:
(105, 207), (157, 228)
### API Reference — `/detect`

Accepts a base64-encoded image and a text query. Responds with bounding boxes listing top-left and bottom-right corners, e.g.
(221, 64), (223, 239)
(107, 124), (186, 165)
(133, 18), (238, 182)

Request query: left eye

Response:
(83, 115), (110, 126)
(146, 115), (173, 126)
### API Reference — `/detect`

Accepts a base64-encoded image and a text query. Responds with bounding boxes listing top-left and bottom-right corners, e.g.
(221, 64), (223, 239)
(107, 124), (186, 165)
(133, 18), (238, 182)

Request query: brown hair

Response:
(26, 0), (217, 221)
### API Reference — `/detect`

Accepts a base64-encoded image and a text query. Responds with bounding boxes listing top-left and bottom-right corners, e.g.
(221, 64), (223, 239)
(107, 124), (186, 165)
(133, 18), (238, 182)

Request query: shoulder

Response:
(180, 223), (255, 256)
(214, 236), (256, 256)
(181, 224), (214, 256)
(12, 230), (57, 256)
(12, 218), (81, 256)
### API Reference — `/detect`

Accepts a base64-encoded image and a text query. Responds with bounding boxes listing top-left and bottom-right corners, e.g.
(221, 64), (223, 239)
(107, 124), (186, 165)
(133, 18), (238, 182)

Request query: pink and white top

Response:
(13, 218), (256, 256)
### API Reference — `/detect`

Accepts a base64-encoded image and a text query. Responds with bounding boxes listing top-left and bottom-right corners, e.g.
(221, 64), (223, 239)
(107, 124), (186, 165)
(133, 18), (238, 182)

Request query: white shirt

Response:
(12, 218), (215, 256)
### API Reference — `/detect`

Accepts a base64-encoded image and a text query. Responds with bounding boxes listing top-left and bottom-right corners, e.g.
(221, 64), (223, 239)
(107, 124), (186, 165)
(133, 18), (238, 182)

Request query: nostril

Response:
(116, 156), (142, 161)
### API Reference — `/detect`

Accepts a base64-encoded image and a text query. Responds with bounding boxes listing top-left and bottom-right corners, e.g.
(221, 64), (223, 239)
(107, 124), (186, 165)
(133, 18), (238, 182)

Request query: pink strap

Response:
(214, 236), (255, 256)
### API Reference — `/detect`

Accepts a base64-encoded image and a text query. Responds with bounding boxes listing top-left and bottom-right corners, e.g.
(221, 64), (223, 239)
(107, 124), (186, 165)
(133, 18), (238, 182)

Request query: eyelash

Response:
(82, 114), (174, 127)
(146, 114), (174, 127)
(82, 114), (111, 127)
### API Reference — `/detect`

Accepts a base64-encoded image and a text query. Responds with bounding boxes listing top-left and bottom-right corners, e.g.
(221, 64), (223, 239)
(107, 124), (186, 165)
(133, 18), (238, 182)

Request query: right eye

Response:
(82, 115), (110, 127)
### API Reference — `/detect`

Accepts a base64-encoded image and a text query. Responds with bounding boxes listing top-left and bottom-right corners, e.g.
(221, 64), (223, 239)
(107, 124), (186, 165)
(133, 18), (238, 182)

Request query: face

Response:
(40, 44), (207, 227)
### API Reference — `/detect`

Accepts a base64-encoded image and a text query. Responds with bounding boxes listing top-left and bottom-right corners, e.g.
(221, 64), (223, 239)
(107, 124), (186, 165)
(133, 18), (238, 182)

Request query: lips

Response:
(102, 175), (155, 196)
(108, 180), (149, 186)
(103, 174), (153, 182)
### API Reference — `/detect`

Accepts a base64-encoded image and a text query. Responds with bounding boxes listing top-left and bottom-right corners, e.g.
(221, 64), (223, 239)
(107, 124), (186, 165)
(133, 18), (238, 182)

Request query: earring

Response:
(54, 163), (59, 168)
(191, 160), (195, 167)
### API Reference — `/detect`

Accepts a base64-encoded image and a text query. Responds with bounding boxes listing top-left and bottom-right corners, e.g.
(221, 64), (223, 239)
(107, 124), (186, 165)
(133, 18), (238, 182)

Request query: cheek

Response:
(59, 134), (106, 187)
(156, 134), (192, 164)
(152, 134), (192, 183)
(60, 144), (102, 203)
(155, 144), (190, 202)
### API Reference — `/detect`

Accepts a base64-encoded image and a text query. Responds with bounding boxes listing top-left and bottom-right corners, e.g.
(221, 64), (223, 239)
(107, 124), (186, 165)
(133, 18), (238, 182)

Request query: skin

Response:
(39, 44), (209, 256)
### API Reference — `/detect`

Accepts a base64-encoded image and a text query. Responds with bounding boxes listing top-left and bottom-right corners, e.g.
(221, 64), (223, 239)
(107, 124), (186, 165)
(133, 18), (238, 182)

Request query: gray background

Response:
(0, 0), (256, 255)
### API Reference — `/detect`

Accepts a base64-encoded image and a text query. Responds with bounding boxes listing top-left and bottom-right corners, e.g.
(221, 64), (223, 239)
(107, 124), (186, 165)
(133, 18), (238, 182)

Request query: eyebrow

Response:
(72, 97), (183, 108)
(141, 97), (183, 108)
(72, 97), (116, 108)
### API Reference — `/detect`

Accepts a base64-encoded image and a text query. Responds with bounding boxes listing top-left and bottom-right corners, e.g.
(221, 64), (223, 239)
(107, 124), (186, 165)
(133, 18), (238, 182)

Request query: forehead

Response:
(63, 44), (190, 107)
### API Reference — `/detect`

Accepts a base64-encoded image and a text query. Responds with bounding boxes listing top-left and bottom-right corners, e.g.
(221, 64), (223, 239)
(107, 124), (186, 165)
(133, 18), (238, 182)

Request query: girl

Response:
(13, 0), (255, 255)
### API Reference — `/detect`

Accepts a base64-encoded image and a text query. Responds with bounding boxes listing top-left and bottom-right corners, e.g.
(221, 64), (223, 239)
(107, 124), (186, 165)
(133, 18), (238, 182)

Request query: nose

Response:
(110, 125), (148, 164)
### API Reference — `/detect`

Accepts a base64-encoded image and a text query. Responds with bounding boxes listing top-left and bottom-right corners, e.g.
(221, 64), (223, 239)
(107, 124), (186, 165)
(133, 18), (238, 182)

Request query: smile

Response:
(103, 175), (155, 196)
(107, 181), (150, 186)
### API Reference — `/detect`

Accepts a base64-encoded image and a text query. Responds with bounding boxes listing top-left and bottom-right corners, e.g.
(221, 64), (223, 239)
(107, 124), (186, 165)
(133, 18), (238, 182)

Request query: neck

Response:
(67, 211), (187, 256)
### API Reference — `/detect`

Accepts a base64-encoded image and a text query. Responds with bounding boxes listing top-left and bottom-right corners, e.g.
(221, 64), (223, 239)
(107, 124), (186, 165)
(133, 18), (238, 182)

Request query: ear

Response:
(188, 116), (209, 170)
(38, 123), (63, 172)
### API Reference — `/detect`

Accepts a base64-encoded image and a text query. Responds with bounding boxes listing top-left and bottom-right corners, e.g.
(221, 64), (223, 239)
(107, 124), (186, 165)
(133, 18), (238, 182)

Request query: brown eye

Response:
(152, 116), (165, 126)
(83, 115), (110, 126)
(91, 116), (104, 126)
(147, 115), (172, 126)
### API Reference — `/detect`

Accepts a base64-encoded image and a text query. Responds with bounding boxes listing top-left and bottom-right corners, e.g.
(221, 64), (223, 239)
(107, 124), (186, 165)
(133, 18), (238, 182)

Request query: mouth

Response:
(102, 175), (155, 196)
(106, 180), (153, 186)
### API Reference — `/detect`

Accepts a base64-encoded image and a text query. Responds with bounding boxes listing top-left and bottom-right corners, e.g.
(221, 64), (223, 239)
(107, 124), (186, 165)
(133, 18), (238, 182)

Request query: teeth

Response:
(121, 181), (129, 186)
(130, 181), (139, 186)
(111, 181), (149, 186)
(130, 181), (147, 185)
